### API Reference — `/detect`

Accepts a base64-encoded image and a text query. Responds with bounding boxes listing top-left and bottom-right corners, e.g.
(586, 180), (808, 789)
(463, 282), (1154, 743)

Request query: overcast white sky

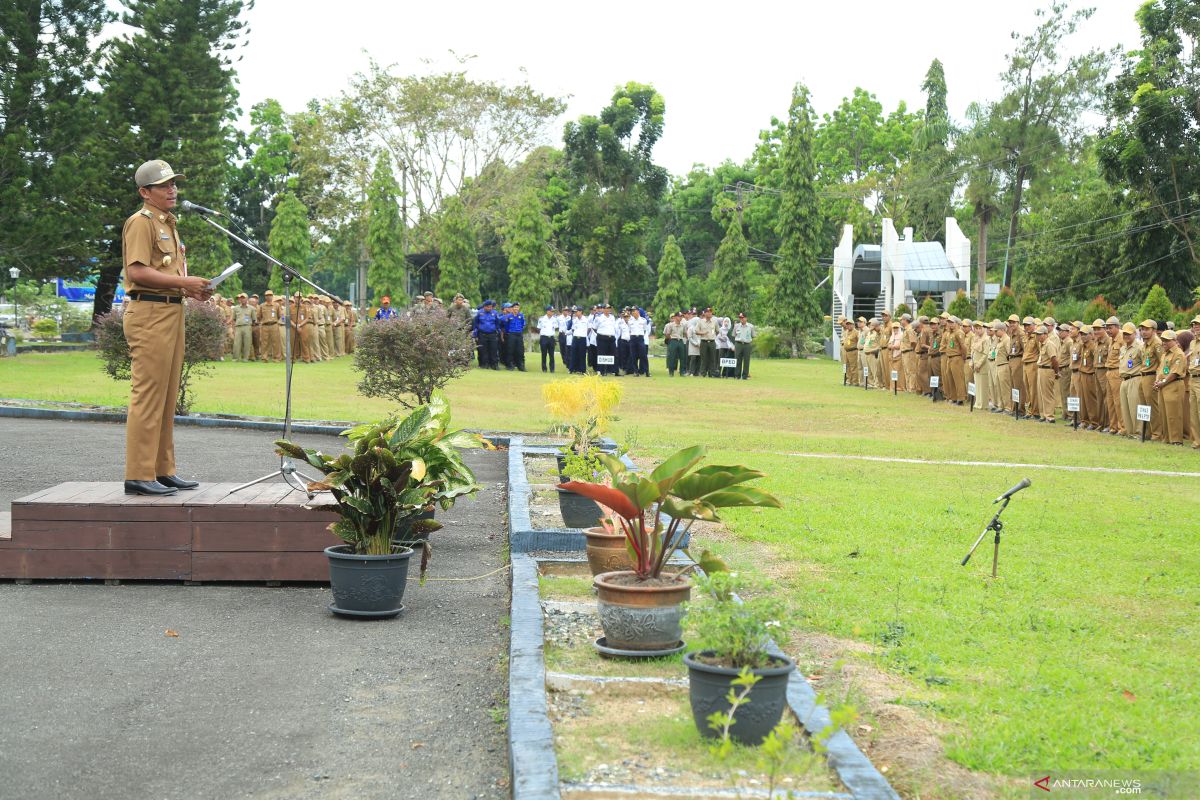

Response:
(227, 0), (1141, 177)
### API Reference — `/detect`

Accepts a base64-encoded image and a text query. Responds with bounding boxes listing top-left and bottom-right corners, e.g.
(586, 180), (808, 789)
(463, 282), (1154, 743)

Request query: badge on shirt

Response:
(1127, 359), (1134, 368)
(1163, 365), (1170, 375)
(1145, 358), (1151, 367)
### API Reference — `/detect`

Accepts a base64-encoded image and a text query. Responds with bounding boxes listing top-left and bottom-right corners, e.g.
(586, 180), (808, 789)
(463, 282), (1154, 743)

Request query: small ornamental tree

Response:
(353, 312), (474, 408)
(947, 289), (974, 318)
(893, 302), (912, 318)
(985, 286), (1018, 321)
(93, 300), (226, 414)
(1137, 284), (1173, 324)
(1017, 292), (1042, 320)
(1081, 294), (1117, 323)
(918, 296), (939, 318)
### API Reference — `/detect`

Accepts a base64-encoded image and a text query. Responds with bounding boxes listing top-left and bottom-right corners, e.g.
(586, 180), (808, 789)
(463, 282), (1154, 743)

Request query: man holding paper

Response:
(120, 159), (213, 496)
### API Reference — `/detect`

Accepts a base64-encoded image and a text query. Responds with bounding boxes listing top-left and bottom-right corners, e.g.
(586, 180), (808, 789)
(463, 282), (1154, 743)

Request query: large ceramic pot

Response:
(684, 650), (796, 744)
(325, 544), (414, 619)
(594, 570), (691, 651)
(584, 527), (634, 576)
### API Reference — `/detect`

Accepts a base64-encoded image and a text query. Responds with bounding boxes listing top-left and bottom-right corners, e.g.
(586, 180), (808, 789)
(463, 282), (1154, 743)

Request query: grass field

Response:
(3, 351), (1198, 796)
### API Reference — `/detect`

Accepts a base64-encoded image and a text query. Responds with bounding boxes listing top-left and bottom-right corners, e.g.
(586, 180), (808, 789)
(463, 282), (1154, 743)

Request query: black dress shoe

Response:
(157, 475), (199, 490)
(125, 480), (178, 496)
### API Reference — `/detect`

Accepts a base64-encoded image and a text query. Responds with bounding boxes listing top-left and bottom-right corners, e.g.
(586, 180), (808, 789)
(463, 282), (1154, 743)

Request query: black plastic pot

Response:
(325, 544), (413, 619)
(684, 650), (796, 744)
(557, 488), (604, 529)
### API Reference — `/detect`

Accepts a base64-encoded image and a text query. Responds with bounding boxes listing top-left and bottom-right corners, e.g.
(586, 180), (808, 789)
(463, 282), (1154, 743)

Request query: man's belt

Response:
(1039, 365), (1053, 369)
(1122, 374), (1137, 381)
(129, 292), (182, 304)
(263, 321), (277, 325)
(930, 353), (942, 358)
(902, 349), (914, 353)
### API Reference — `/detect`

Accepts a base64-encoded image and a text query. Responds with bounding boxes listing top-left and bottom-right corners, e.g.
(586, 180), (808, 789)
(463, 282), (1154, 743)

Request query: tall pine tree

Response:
(268, 193), (310, 296)
(711, 216), (754, 317)
(92, 0), (247, 317)
(771, 84), (822, 356)
(502, 190), (553, 314)
(436, 195), (480, 303)
(366, 153), (406, 302)
(0, 1), (111, 283)
(908, 59), (955, 243)
(652, 236), (688, 328)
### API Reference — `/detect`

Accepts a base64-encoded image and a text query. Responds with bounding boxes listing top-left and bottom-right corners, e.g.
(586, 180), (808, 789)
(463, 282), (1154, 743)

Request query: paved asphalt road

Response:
(0, 418), (511, 799)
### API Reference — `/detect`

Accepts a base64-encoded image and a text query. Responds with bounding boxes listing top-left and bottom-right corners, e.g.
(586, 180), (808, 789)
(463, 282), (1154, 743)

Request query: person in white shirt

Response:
(570, 306), (587, 373)
(685, 309), (702, 376)
(616, 307), (632, 375)
(628, 307), (650, 376)
(536, 305), (558, 372)
(716, 316), (735, 377)
(595, 304), (618, 375)
(556, 308), (571, 366)
(586, 306), (599, 371)
(733, 312), (756, 380)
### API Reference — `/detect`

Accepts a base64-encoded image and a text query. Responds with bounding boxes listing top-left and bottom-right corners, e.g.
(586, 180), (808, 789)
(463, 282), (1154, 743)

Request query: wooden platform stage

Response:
(1, 482), (339, 582)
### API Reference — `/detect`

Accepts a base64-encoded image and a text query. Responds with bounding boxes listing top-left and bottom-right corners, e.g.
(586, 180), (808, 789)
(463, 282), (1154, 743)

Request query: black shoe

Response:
(125, 480), (178, 496)
(157, 475), (199, 490)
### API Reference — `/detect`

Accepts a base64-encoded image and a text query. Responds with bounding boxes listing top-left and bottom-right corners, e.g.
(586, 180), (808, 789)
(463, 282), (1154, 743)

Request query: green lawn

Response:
(3, 350), (1198, 791)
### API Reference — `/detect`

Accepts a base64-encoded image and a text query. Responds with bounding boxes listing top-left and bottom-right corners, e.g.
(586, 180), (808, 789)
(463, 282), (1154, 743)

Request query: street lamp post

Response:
(9, 267), (20, 332)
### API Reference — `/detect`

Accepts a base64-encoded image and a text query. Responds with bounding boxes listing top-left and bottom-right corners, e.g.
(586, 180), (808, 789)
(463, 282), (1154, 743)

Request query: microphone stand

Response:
(187, 211), (341, 498)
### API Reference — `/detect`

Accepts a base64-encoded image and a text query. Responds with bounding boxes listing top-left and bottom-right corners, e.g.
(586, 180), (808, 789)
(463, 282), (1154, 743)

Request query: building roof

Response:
(899, 242), (964, 292)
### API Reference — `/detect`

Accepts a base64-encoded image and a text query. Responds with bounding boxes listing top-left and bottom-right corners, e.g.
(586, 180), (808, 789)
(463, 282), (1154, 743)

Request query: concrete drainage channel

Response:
(505, 436), (899, 800)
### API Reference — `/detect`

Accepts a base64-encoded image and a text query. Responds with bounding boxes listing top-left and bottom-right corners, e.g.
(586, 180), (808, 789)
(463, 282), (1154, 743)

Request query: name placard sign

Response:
(1066, 397), (1081, 412)
(930, 376), (940, 388)
(720, 358), (737, 368)
(1136, 404), (1152, 422)
(1012, 388), (1020, 403)
(890, 370), (899, 383)
(597, 355), (615, 365)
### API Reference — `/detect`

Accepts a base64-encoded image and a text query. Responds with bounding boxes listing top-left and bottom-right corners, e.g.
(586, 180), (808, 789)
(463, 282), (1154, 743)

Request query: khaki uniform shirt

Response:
(1068, 340), (1082, 372)
(845, 328), (860, 350)
(662, 321), (685, 341)
(994, 333), (1011, 366)
(902, 326), (917, 352)
(1189, 344), (1200, 377)
(1105, 335), (1123, 369)
(693, 317), (716, 341)
(1162, 347), (1186, 381)
(259, 301), (280, 324)
(122, 204), (184, 296)
(1022, 331), (1040, 363)
(1079, 341), (1097, 374)
(1038, 336), (1060, 369)
(1140, 336), (1162, 376)
(1118, 341), (1143, 378)
(232, 304), (255, 326)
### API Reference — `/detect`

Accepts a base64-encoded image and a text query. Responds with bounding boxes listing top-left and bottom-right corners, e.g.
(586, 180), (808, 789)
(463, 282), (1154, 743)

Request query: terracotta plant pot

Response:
(584, 527), (634, 576)
(594, 570), (691, 651)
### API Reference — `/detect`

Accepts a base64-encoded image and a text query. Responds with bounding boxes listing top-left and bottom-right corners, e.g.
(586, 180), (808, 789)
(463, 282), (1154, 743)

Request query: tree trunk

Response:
(976, 214), (989, 316)
(92, 259), (121, 322)
(1003, 164), (1029, 288)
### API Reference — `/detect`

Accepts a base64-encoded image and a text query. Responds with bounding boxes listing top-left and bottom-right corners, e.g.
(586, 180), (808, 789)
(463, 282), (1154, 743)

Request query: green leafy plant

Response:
(31, 317), (58, 339)
(706, 668), (760, 761)
(688, 571), (788, 670)
(542, 373), (623, 455)
(275, 397), (483, 577)
(560, 445), (781, 580)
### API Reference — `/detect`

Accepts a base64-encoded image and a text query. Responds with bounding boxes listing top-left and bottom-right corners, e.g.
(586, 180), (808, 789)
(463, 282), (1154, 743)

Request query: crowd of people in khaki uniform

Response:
(839, 310), (1200, 448)
(212, 291), (358, 363)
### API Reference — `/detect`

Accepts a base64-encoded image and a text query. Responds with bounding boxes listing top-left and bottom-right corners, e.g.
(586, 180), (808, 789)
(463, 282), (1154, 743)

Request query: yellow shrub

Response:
(542, 374), (623, 452)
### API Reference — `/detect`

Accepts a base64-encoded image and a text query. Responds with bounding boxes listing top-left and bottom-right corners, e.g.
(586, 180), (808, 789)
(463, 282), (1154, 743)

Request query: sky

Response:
(220, 0), (1144, 178)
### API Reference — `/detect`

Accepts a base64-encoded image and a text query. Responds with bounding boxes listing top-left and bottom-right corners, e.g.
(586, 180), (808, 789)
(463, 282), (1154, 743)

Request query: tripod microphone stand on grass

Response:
(961, 478), (1031, 578)
(186, 208), (341, 498)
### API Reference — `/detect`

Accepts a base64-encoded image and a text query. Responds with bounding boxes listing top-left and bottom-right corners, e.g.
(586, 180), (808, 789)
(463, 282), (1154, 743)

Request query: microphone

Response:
(994, 478), (1031, 504)
(181, 199), (222, 216)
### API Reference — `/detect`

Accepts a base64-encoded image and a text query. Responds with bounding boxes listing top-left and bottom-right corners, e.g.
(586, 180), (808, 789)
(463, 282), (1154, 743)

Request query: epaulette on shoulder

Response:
(138, 209), (153, 218)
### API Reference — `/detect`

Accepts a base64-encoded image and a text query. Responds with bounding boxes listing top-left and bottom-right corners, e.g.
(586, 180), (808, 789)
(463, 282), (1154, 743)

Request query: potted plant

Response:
(543, 374), (623, 528)
(561, 445), (781, 653)
(684, 571), (795, 744)
(275, 398), (483, 618)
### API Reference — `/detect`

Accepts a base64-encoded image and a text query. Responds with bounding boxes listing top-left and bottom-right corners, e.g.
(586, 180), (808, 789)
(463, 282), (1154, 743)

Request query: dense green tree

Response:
(436, 195), (480, 303)
(92, 0), (247, 317)
(770, 84), (822, 355)
(990, 1), (1112, 287)
(907, 59), (956, 243)
(652, 236), (688, 327)
(502, 190), (554, 314)
(1081, 295), (1117, 322)
(958, 102), (1005, 313)
(1137, 284), (1174, 323)
(918, 296), (940, 318)
(947, 290), (975, 318)
(1099, 0), (1200, 304)
(562, 82), (669, 299)
(985, 287), (1018, 320)
(366, 153), (406, 302)
(267, 193), (310, 296)
(710, 217), (754, 317)
(0, 1), (111, 283)
(661, 162), (755, 277)
(1017, 292), (1043, 320)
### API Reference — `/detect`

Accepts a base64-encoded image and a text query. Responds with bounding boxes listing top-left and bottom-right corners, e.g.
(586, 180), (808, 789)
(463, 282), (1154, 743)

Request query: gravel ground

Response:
(0, 417), (511, 800)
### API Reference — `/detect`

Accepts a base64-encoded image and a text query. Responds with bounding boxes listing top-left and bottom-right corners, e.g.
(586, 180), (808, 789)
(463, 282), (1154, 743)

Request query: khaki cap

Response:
(134, 159), (185, 188)
(1022, 316), (1035, 325)
(1106, 316), (1121, 326)
(1191, 315), (1200, 325)
(939, 312), (950, 319)
(856, 316), (867, 323)
(948, 315), (960, 324)
(917, 315), (929, 323)
(1035, 325), (1048, 334)
(236, 292), (247, 298)
(891, 321), (900, 329)
(1121, 322), (1136, 335)
(263, 290), (274, 296)
(1072, 320), (1084, 328)
(1033, 317), (1043, 326)
(901, 313), (912, 321)
(962, 318), (972, 325)
(1080, 324), (1092, 334)
(1092, 318), (1106, 328)
(1161, 329), (1177, 341)
(991, 320), (1004, 329)
(1138, 319), (1157, 329)
(1044, 316), (1056, 326)
(1007, 314), (1020, 323)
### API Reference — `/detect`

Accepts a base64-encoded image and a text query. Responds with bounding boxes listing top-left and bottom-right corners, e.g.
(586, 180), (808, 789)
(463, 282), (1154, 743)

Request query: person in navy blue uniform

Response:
(505, 302), (527, 371)
(498, 302), (512, 368)
(473, 299), (502, 369)
(374, 295), (399, 320)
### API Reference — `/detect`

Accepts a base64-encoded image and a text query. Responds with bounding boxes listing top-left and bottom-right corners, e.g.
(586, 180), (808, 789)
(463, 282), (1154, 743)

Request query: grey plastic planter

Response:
(684, 650), (796, 744)
(325, 544), (414, 619)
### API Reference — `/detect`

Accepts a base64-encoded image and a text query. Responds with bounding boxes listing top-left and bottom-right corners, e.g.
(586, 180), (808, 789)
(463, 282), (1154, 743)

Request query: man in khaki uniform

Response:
(120, 159), (211, 496)
(1035, 325), (1060, 423)
(1091, 319), (1110, 431)
(299, 296), (316, 362)
(1188, 315), (1200, 448)
(1137, 320), (1164, 441)
(343, 301), (357, 354)
(1066, 323), (1082, 419)
(915, 316), (932, 395)
(1155, 329), (1187, 444)
(1078, 325), (1100, 429)
(879, 311), (894, 387)
(970, 320), (991, 410)
(991, 320), (1011, 413)
(1021, 316), (1040, 418)
(943, 316), (966, 404)
(322, 297), (336, 357)
(1103, 317), (1123, 433)
(231, 293), (255, 361)
(1117, 323), (1143, 437)
(900, 313), (918, 393)
(1004, 315), (1023, 413)
(257, 289), (281, 361)
(929, 315), (944, 394)
(1055, 322), (1073, 420)
(842, 318), (860, 384)
(863, 318), (883, 388)
(249, 294), (262, 360)
(309, 295), (326, 361)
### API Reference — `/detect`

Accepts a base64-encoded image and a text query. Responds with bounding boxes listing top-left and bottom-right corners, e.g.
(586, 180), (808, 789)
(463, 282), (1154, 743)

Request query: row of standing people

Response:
(839, 311), (1200, 447)
(214, 291), (357, 363)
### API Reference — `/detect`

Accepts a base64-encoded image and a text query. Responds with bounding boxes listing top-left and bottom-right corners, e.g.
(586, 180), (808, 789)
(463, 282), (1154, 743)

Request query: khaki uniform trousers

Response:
(1095, 369), (1109, 429)
(903, 351), (918, 394)
(1106, 371), (1124, 434)
(880, 350), (893, 390)
(1161, 381), (1185, 444)
(1037, 368), (1058, 421)
(993, 360), (1012, 411)
(344, 324), (355, 354)
(918, 354), (931, 394)
(1080, 372), (1099, 427)
(232, 325), (253, 361)
(1023, 362), (1039, 417)
(867, 352), (883, 388)
(845, 349), (859, 383)
(944, 355), (964, 401)
(1138, 375), (1164, 441)
(122, 300), (184, 481)
(1058, 369), (1071, 420)
(1008, 360), (1023, 411)
(262, 323), (282, 361)
(973, 360), (992, 409)
(930, 354), (942, 394)
(1120, 376), (1141, 436)
(334, 326), (345, 356)
(300, 323), (315, 362)
(1190, 377), (1200, 448)
(324, 324), (335, 358)
(312, 324), (325, 360)
(251, 324), (261, 361)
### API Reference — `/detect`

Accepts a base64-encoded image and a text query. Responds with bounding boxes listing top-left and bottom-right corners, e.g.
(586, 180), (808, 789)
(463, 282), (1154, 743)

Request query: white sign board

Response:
(890, 370), (899, 383)
(1012, 388), (1020, 403)
(1136, 404), (1152, 422)
(843, 362), (847, 374)
(596, 355), (615, 365)
(720, 358), (737, 368)
(967, 382), (976, 396)
(1066, 396), (1081, 412)
(863, 366), (869, 378)
(929, 376), (940, 388)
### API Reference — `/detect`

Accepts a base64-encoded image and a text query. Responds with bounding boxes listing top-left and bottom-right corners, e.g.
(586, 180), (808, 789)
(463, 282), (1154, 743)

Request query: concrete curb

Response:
(509, 553), (560, 800)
